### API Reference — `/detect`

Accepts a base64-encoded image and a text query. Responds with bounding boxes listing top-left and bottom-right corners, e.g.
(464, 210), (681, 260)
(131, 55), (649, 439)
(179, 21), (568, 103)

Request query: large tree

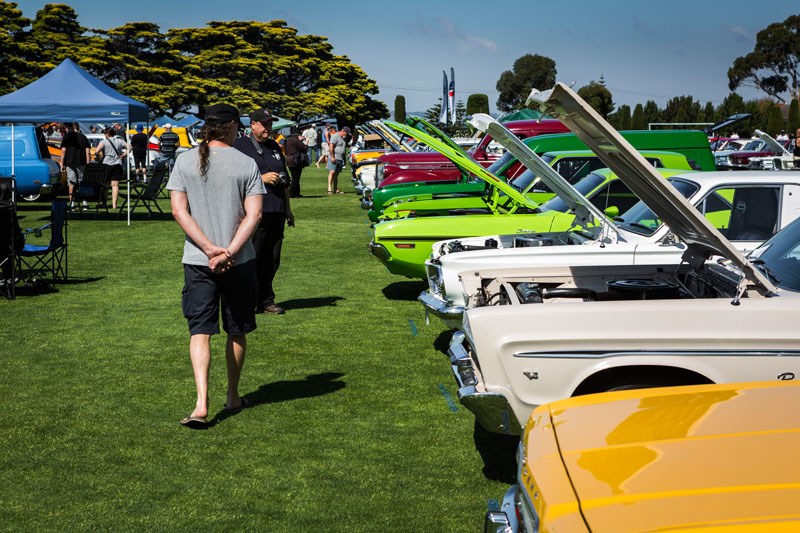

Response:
(728, 14), (800, 102)
(466, 93), (489, 116)
(495, 53), (556, 112)
(0, 2), (35, 93)
(576, 80), (614, 118)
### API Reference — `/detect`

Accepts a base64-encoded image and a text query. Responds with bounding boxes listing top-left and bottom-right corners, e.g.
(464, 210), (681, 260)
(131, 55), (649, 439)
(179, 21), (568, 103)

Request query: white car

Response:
(420, 116), (800, 328)
(447, 82), (800, 436)
(748, 129), (795, 170)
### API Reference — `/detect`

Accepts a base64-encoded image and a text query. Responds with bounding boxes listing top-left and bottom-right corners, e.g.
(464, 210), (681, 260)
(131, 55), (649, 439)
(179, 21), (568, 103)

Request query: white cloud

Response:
(408, 15), (498, 54)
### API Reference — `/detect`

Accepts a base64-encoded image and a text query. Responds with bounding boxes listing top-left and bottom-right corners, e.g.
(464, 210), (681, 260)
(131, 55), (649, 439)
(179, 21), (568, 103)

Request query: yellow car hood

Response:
(549, 381), (800, 531)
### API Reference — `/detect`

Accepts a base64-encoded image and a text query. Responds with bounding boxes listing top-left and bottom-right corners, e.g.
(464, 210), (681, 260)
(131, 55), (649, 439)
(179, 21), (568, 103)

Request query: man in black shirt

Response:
(60, 123), (90, 208)
(130, 124), (149, 180)
(233, 109), (295, 315)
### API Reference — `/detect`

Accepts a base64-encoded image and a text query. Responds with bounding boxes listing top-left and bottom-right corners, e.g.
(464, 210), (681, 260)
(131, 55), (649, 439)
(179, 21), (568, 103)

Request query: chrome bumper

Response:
(418, 290), (464, 329)
(485, 485), (520, 533)
(448, 331), (522, 435)
(360, 197), (373, 210)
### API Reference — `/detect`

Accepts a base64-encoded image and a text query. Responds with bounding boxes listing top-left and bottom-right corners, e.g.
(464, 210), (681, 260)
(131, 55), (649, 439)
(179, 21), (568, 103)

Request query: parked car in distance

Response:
(487, 380), (800, 533)
(0, 126), (61, 200)
(374, 119), (570, 188)
(448, 82), (800, 437)
(748, 129), (795, 170)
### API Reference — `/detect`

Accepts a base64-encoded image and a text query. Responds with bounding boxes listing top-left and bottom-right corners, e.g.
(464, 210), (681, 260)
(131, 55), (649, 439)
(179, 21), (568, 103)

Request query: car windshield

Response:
(748, 218), (800, 292)
(486, 151), (515, 174)
(615, 178), (700, 236)
(742, 140), (763, 151)
(538, 172), (606, 213)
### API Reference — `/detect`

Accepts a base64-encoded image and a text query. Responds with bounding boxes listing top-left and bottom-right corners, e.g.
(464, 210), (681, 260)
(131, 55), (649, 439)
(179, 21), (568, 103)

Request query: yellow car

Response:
(487, 380), (800, 532)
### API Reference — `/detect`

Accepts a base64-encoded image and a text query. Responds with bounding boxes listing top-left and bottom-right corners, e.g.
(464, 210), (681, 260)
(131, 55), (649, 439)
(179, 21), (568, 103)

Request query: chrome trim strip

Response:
(513, 350), (800, 359)
(419, 290), (464, 324)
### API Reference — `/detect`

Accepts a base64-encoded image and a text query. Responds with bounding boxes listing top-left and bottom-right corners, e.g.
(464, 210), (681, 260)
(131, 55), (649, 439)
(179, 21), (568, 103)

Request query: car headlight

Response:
(375, 163), (384, 185)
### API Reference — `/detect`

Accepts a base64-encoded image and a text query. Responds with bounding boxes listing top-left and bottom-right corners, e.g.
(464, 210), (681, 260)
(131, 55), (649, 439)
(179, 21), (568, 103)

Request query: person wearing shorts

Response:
(96, 127), (129, 209)
(167, 103), (265, 429)
(59, 122), (90, 209)
(326, 126), (349, 194)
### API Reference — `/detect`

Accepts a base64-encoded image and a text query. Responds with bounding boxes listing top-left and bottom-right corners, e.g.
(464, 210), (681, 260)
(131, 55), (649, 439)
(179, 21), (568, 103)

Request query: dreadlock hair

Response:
(198, 120), (238, 176)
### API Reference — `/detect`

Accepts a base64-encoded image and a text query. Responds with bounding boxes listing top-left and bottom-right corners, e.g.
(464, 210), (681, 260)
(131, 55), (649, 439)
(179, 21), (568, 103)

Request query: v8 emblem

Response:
(523, 371), (538, 380)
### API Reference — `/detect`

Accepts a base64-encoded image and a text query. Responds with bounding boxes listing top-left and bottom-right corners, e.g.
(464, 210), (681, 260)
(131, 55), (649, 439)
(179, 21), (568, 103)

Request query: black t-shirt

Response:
(131, 132), (148, 154)
(60, 130), (89, 166)
(233, 135), (287, 213)
(159, 131), (180, 156)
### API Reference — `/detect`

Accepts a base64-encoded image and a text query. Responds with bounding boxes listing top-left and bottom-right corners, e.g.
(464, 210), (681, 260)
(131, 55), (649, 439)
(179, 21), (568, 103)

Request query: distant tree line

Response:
(492, 14), (800, 137)
(0, 2), (389, 125)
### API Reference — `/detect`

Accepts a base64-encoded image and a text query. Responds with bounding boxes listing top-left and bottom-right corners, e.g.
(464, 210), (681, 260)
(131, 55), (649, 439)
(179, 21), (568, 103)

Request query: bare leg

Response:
(111, 180), (119, 208)
(327, 170), (335, 193)
(225, 334), (247, 409)
(332, 170), (340, 193)
(188, 333), (211, 418)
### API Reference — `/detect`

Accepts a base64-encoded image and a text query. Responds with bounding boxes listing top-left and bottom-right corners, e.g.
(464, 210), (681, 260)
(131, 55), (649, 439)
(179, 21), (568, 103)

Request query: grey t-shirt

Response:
(329, 133), (346, 161)
(166, 146), (265, 266)
(100, 137), (127, 166)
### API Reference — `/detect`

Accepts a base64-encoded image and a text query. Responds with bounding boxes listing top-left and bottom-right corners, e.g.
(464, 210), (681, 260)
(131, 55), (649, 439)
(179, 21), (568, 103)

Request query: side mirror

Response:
(604, 205), (619, 218)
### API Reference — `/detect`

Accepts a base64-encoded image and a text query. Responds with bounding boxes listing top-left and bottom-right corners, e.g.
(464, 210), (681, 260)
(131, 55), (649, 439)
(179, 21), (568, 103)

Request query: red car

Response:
(374, 119), (569, 187)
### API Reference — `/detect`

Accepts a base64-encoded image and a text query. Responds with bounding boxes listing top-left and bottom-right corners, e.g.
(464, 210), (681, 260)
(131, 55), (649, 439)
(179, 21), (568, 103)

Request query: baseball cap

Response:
(135, 124), (144, 132)
(249, 108), (278, 124)
(342, 126), (351, 134)
(163, 123), (172, 129)
(205, 103), (244, 127)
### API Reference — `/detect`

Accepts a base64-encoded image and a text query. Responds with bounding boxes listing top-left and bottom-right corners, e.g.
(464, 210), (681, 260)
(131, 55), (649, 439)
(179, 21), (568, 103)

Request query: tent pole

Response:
(126, 122), (131, 226)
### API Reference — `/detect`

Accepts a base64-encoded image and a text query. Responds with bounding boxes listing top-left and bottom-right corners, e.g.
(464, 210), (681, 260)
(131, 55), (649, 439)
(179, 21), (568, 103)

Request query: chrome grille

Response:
(425, 261), (443, 296)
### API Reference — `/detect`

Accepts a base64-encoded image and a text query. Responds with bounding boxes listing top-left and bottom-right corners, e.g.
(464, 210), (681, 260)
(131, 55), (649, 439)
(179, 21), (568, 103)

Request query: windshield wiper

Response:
(750, 258), (781, 284)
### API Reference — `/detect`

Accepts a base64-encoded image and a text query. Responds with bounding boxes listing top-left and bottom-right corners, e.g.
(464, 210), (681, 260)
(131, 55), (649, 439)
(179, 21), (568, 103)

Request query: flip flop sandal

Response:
(224, 397), (250, 414)
(180, 414), (208, 429)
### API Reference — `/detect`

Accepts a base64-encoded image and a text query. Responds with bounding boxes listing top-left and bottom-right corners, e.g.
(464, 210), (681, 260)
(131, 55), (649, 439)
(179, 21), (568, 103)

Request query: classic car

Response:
(350, 122), (418, 194)
(748, 129), (795, 170)
(377, 149), (694, 221)
(447, 82), (800, 436)
(420, 133), (800, 327)
(714, 138), (776, 169)
(373, 119), (570, 188)
(0, 126), (61, 200)
(369, 123), (718, 278)
(486, 380), (800, 533)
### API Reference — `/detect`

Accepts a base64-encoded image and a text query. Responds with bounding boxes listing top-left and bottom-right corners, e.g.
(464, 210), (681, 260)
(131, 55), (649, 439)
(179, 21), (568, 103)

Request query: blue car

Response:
(0, 126), (61, 200)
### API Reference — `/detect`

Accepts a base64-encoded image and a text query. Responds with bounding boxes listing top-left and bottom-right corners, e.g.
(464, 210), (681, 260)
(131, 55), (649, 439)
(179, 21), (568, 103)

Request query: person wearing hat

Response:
(158, 123), (180, 166)
(167, 103), (266, 429)
(326, 126), (350, 194)
(130, 124), (149, 180)
(233, 108), (295, 315)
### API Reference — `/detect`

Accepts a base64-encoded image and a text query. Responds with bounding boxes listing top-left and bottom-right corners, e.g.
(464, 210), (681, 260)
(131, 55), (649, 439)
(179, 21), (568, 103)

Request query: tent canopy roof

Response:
(0, 58), (148, 123)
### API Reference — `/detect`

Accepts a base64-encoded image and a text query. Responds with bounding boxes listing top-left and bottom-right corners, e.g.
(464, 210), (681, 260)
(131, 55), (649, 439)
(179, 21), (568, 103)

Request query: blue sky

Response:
(17, 0), (800, 115)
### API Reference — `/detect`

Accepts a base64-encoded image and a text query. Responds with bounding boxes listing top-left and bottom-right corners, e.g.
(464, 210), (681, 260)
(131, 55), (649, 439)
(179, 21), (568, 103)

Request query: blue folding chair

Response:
(17, 199), (68, 286)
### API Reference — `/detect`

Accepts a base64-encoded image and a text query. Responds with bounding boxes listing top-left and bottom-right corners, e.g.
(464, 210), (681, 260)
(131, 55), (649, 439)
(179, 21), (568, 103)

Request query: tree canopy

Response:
(495, 53), (556, 112)
(0, 3), (388, 125)
(728, 14), (800, 102)
(576, 80), (614, 118)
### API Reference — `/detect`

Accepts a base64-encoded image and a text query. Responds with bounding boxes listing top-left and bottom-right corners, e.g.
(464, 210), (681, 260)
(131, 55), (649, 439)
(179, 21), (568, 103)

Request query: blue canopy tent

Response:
(0, 58), (149, 224)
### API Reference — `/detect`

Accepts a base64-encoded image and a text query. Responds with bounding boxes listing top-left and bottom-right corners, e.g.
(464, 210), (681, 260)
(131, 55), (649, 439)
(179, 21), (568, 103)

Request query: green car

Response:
(369, 166), (692, 278)
(378, 149), (695, 220)
(364, 122), (715, 222)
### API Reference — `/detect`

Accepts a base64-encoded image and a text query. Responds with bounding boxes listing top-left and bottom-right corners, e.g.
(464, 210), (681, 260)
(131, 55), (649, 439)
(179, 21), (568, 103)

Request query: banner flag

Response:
(439, 70), (449, 125)
(449, 67), (456, 125)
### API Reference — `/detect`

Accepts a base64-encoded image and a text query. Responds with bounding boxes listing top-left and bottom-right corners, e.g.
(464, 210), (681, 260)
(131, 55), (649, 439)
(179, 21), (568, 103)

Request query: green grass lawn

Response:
(1, 166), (511, 531)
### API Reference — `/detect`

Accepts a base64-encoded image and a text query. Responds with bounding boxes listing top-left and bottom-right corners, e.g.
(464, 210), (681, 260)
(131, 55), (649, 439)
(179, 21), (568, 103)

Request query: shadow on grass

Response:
(382, 280), (427, 301)
(279, 296), (344, 311)
(9, 276), (105, 297)
(473, 421), (519, 484)
(210, 372), (346, 425)
(433, 329), (455, 355)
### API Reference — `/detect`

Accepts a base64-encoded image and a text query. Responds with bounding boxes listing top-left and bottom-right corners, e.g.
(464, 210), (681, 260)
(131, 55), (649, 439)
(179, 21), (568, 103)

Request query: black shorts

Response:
(107, 164), (123, 181)
(181, 261), (258, 336)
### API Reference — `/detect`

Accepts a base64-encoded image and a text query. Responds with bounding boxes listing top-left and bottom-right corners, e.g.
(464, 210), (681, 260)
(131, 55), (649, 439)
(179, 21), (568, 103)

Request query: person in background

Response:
(234, 108), (295, 315)
(284, 126), (307, 198)
(60, 122), (90, 210)
(326, 126), (348, 194)
(302, 124), (317, 162)
(794, 128), (800, 168)
(159, 123), (180, 166)
(112, 123), (125, 139)
(95, 127), (129, 209)
(316, 125), (333, 168)
(167, 103), (264, 429)
(130, 124), (149, 181)
(271, 129), (286, 155)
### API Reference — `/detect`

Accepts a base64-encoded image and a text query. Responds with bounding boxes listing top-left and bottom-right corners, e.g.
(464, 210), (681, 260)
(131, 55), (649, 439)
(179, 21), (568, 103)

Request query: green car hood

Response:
(406, 116), (468, 155)
(527, 82), (776, 294)
(384, 120), (538, 212)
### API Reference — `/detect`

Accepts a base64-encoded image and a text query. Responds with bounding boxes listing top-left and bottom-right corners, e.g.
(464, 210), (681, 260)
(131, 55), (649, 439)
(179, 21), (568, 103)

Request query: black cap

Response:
(205, 103), (243, 127)
(249, 108), (278, 124)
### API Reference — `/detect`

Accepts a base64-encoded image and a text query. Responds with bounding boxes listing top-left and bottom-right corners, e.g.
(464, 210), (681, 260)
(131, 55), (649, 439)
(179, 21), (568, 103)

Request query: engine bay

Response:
(467, 262), (744, 307)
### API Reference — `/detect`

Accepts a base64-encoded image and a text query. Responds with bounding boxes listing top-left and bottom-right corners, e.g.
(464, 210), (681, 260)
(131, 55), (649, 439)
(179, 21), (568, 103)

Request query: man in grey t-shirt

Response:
(326, 126), (350, 194)
(167, 103), (265, 429)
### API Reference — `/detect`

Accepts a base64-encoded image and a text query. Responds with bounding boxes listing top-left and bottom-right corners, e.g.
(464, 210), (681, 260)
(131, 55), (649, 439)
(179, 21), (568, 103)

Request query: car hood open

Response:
(755, 129), (791, 156)
(384, 120), (538, 209)
(526, 82), (776, 293)
(469, 113), (617, 236)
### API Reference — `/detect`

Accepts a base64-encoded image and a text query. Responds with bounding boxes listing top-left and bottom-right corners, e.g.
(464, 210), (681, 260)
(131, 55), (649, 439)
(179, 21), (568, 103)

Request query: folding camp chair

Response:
(118, 162), (168, 218)
(75, 162), (110, 215)
(16, 199), (68, 286)
(0, 177), (21, 300)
